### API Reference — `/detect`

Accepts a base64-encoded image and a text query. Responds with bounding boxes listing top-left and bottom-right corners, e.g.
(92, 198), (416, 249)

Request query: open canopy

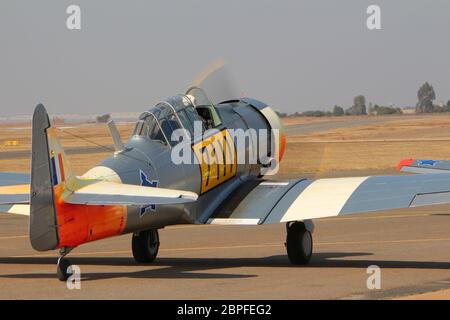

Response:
(133, 88), (223, 145)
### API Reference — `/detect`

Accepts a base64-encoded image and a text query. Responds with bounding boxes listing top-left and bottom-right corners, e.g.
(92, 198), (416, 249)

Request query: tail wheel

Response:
(56, 257), (71, 281)
(132, 229), (160, 263)
(286, 222), (313, 265)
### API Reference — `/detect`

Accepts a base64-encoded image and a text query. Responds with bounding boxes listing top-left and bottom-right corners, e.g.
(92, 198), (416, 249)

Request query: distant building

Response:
(433, 100), (445, 108)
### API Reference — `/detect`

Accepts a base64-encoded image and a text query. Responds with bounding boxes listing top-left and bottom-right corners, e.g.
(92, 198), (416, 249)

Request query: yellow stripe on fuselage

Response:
(192, 129), (237, 194)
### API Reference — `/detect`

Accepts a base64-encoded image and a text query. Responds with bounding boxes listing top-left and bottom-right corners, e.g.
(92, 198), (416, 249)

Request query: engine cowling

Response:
(241, 98), (286, 173)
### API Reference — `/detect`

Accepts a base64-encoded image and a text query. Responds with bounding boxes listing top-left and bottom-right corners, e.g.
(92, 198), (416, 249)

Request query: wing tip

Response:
(397, 158), (415, 171)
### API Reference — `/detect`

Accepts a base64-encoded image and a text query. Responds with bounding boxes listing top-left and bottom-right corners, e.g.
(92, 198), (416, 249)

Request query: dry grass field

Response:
(289, 114), (450, 142)
(2, 114), (450, 176)
(0, 122), (134, 152)
(280, 114), (450, 176)
(0, 122), (134, 174)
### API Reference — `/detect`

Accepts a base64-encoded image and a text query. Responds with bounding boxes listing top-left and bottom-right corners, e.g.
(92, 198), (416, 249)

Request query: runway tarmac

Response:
(283, 116), (396, 136)
(0, 204), (449, 299)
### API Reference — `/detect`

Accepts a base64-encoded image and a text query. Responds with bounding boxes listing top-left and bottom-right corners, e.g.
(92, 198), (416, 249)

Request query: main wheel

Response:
(132, 229), (160, 263)
(57, 257), (71, 281)
(286, 222), (313, 265)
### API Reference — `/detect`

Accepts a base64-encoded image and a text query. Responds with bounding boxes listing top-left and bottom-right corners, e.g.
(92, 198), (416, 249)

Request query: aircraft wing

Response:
(0, 173), (30, 206)
(397, 158), (450, 174)
(0, 172), (30, 186)
(206, 173), (450, 225)
(0, 204), (30, 215)
(0, 173), (31, 215)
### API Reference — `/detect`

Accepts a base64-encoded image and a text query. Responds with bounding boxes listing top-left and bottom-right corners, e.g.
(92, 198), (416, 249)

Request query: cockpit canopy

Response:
(133, 87), (222, 146)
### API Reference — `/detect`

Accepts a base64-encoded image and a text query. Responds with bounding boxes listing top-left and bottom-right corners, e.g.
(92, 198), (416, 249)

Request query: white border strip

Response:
(280, 177), (369, 222)
(208, 218), (260, 225)
(260, 182), (289, 186)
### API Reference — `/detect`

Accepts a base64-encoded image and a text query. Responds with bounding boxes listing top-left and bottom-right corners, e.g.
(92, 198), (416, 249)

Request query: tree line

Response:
(277, 82), (450, 118)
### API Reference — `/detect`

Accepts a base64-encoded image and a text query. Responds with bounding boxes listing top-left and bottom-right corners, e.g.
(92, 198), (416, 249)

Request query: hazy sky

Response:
(1, 0), (449, 116)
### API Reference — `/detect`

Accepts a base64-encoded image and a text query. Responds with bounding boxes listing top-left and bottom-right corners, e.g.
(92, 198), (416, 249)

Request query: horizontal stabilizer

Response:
(64, 181), (198, 206)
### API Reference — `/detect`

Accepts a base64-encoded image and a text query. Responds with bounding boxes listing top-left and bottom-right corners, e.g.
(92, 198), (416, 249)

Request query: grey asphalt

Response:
(284, 116), (396, 136)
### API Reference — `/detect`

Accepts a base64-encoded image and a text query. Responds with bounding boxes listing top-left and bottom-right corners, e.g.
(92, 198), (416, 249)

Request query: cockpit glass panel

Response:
(134, 112), (168, 146)
(148, 119), (166, 145)
(184, 105), (204, 132)
(165, 94), (193, 112)
(139, 92), (219, 145)
(185, 87), (222, 128)
(133, 120), (145, 136)
(177, 109), (194, 137)
(186, 87), (214, 108)
(152, 102), (183, 146)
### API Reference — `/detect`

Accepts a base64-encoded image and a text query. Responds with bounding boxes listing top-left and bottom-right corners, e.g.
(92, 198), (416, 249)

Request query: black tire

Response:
(132, 229), (160, 263)
(57, 258), (71, 281)
(286, 222), (313, 265)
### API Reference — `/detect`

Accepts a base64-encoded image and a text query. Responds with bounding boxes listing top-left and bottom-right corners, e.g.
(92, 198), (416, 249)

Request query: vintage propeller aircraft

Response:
(2, 66), (450, 281)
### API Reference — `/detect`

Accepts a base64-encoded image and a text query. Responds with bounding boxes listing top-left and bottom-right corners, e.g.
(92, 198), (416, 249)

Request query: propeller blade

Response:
(189, 59), (241, 105)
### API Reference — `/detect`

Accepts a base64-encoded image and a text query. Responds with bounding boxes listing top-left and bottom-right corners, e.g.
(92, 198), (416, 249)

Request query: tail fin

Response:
(30, 104), (74, 251)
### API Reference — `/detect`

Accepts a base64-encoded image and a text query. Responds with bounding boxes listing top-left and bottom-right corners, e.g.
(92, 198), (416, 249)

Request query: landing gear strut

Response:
(132, 229), (160, 263)
(286, 222), (313, 265)
(57, 247), (73, 281)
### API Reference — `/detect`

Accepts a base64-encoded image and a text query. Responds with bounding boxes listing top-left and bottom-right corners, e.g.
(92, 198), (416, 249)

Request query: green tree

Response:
(354, 95), (367, 114)
(96, 114), (111, 123)
(442, 100), (450, 112)
(332, 105), (344, 116)
(376, 106), (402, 115)
(345, 95), (367, 115)
(415, 82), (436, 113)
(302, 110), (326, 117)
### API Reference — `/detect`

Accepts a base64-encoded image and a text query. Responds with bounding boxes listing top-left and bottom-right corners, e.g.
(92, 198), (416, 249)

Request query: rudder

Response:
(29, 104), (73, 251)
